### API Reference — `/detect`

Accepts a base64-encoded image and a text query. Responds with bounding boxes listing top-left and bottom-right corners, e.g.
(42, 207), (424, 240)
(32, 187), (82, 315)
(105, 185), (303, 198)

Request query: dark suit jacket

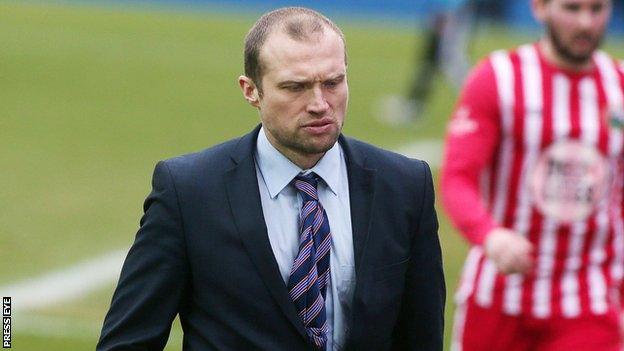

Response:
(97, 125), (445, 350)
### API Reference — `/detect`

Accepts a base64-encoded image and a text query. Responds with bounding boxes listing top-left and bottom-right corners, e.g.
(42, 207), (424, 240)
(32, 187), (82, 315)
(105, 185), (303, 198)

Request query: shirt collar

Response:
(255, 126), (342, 199)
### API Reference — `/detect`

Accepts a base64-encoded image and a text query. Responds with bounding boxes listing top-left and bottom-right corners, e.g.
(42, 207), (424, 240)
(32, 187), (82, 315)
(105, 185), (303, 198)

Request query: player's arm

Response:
(440, 59), (501, 245)
(440, 58), (533, 274)
(617, 61), (624, 308)
(97, 161), (189, 350)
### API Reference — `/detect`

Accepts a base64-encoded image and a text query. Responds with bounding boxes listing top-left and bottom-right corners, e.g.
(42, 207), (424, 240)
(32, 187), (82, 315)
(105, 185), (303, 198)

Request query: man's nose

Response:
(577, 10), (594, 30)
(306, 86), (330, 115)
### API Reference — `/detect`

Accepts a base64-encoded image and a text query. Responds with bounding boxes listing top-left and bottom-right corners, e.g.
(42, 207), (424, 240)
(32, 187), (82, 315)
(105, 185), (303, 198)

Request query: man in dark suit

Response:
(97, 7), (444, 351)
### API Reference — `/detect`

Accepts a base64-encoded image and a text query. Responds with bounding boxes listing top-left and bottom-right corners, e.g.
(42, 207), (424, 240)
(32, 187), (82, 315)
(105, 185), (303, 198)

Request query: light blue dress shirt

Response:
(254, 127), (355, 351)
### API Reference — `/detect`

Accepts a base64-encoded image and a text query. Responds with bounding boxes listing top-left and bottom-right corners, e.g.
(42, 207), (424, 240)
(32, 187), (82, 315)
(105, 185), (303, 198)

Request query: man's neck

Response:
(263, 132), (325, 170)
(280, 149), (324, 170)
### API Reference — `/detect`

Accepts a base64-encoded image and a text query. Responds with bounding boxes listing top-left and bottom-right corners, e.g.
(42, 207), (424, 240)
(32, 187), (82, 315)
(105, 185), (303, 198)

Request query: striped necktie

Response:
(288, 173), (332, 350)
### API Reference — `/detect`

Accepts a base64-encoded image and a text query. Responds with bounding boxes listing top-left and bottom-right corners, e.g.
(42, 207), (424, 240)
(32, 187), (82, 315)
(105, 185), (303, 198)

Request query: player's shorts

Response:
(451, 298), (622, 351)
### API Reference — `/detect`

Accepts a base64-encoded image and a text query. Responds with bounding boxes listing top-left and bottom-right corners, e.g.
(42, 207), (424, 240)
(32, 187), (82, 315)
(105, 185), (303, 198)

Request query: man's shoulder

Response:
(595, 51), (624, 76)
(160, 135), (245, 175)
(476, 43), (533, 70)
(344, 137), (433, 201)
(461, 45), (522, 92)
(487, 42), (534, 59)
(460, 43), (534, 99)
(343, 136), (429, 176)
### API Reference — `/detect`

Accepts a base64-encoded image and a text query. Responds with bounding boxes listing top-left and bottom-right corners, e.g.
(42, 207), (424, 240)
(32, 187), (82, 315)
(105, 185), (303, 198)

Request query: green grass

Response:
(0, 1), (514, 282)
(3, 1), (623, 350)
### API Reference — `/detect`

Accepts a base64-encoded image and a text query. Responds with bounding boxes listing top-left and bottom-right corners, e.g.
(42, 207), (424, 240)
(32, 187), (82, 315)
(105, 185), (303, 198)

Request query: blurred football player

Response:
(441, 0), (624, 350)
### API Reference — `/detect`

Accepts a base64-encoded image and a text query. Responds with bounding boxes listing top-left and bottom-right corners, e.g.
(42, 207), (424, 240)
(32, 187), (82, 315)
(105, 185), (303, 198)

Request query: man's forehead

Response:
(260, 28), (341, 58)
(550, 0), (610, 5)
(259, 29), (346, 78)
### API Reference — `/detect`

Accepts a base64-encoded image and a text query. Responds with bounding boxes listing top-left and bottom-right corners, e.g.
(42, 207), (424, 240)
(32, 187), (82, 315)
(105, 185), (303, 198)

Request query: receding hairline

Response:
(259, 23), (346, 60)
(251, 8), (346, 47)
(257, 12), (347, 63)
(243, 7), (347, 90)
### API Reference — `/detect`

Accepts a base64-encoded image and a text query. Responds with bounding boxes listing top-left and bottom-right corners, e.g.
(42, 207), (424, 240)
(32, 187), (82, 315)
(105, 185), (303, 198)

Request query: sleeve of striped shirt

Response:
(620, 59), (624, 305)
(440, 58), (501, 245)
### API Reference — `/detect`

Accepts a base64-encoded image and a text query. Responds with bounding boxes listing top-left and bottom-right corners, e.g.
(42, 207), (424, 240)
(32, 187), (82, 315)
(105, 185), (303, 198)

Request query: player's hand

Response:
(484, 227), (534, 275)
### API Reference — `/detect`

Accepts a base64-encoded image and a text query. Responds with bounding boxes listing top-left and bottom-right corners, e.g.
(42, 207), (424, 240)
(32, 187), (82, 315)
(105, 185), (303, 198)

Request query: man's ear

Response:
(531, 0), (547, 23)
(238, 76), (260, 108)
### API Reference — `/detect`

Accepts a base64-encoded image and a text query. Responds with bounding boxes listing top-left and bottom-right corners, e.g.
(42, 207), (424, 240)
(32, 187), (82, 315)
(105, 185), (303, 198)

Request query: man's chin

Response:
(569, 44), (597, 63)
(564, 51), (594, 65)
(554, 43), (595, 66)
(299, 136), (340, 155)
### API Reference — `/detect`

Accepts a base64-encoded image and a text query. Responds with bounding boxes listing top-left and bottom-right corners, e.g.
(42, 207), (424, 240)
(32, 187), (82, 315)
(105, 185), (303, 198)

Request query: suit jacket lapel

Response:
(339, 136), (376, 349)
(224, 125), (308, 340)
(339, 136), (376, 275)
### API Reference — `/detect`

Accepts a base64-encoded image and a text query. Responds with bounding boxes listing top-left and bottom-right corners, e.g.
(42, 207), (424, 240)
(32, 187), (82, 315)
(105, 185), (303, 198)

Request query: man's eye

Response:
(323, 81), (339, 89)
(591, 4), (604, 13)
(563, 4), (580, 12)
(285, 85), (304, 92)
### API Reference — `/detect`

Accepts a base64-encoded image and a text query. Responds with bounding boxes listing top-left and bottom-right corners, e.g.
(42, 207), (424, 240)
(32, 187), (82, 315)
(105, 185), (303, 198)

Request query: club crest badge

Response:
(529, 140), (611, 223)
(609, 108), (624, 128)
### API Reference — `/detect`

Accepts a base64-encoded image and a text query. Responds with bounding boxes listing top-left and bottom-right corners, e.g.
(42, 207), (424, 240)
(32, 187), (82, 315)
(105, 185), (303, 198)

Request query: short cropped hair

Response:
(243, 7), (347, 92)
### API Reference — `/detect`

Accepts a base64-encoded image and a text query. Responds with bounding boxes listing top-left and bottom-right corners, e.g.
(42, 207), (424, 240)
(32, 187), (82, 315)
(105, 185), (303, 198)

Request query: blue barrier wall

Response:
(95, 0), (624, 33)
(505, 0), (623, 33)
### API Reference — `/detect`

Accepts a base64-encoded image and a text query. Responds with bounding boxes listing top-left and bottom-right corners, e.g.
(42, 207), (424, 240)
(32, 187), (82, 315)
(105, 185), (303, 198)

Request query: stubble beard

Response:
(265, 121), (342, 167)
(287, 124), (341, 156)
(546, 22), (603, 66)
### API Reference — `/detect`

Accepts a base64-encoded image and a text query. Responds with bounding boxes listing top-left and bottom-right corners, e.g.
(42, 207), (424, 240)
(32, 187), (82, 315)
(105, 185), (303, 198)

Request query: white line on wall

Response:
(0, 249), (127, 311)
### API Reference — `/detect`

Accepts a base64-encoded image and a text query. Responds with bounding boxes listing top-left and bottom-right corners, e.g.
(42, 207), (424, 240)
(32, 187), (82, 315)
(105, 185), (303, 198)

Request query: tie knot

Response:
(293, 173), (319, 201)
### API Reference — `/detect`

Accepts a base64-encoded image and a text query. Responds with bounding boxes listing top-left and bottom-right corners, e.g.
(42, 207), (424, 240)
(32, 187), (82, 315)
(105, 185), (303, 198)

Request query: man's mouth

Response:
(302, 118), (335, 134)
(572, 34), (596, 47)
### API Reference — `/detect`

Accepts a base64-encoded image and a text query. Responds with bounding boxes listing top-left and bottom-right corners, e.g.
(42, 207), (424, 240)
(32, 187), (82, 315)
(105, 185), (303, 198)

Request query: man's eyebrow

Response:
(277, 79), (311, 87)
(277, 74), (346, 87)
(326, 74), (346, 81)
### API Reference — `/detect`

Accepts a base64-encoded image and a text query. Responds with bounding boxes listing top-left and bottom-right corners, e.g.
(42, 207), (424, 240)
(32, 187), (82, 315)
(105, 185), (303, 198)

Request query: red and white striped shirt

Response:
(441, 43), (624, 318)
